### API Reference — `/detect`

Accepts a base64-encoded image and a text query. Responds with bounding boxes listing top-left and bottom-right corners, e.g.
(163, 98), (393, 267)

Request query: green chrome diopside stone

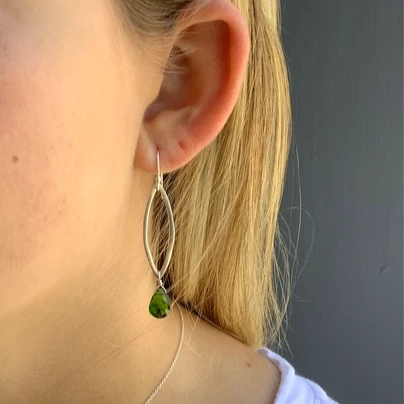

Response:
(149, 287), (171, 318)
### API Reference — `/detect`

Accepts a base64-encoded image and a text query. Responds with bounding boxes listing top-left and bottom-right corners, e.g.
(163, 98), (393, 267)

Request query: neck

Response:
(0, 250), (190, 403)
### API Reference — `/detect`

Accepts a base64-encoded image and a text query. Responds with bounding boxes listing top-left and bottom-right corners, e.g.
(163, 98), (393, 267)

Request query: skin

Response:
(0, 0), (281, 402)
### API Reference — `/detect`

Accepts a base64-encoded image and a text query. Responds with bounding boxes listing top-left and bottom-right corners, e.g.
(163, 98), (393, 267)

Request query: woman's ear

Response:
(135, 0), (250, 174)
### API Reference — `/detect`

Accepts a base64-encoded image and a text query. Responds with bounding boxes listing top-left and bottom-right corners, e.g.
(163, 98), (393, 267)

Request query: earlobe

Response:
(135, 0), (250, 175)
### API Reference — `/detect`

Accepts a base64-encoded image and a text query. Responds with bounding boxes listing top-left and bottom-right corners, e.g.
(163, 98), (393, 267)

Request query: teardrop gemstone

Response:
(149, 287), (171, 319)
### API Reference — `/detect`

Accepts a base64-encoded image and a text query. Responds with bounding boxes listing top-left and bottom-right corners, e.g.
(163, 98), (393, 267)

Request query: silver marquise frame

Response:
(143, 151), (175, 287)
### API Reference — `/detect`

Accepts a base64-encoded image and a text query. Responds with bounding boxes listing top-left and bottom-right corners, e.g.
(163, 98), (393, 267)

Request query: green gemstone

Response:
(149, 287), (171, 319)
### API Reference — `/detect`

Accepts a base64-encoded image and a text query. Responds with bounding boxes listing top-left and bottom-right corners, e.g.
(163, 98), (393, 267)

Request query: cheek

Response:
(0, 33), (70, 266)
(0, 13), (140, 272)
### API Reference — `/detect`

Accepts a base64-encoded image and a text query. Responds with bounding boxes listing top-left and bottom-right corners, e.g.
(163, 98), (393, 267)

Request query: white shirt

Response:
(256, 347), (340, 403)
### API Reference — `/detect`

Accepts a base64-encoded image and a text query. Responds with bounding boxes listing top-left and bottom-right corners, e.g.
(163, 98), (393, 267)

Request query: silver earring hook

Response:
(156, 150), (163, 191)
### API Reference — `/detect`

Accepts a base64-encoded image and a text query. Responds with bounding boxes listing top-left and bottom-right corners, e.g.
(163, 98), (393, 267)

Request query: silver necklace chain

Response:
(143, 304), (185, 404)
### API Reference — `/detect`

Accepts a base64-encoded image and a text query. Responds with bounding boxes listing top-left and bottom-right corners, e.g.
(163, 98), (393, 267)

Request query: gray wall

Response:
(279, 1), (403, 403)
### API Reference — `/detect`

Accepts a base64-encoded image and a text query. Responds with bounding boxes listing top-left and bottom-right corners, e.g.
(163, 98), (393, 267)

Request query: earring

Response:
(143, 149), (176, 319)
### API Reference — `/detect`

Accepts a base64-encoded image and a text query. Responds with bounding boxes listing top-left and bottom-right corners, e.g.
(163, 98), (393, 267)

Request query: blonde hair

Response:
(116, 0), (292, 350)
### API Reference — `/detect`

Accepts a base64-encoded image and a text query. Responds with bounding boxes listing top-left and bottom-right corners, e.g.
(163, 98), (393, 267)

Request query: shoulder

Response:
(180, 310), (339, 404)
(256, 347), (340, 404)
(181, 312), (282, 403)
